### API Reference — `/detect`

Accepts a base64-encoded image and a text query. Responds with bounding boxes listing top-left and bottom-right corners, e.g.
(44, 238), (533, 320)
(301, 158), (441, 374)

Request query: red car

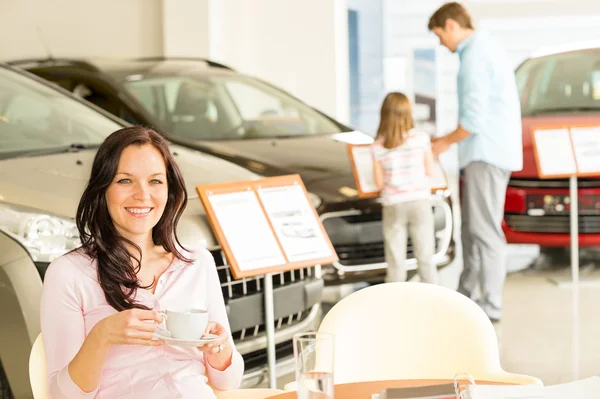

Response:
(504, 44), (600, 246)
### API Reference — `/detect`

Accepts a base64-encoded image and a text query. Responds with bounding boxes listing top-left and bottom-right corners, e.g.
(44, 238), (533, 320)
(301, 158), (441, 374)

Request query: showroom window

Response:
(518, 49), (600, 115)
(126, 74), (346, 141)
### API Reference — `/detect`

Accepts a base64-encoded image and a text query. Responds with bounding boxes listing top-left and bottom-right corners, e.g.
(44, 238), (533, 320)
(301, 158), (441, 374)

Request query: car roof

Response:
(8, 57), (239, 82)
(529, 40), (600, 59)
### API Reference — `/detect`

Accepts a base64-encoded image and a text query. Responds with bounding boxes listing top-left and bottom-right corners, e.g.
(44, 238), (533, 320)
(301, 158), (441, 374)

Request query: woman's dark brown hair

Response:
(76, 126), (191, 311)
(376, 92), (414, 149)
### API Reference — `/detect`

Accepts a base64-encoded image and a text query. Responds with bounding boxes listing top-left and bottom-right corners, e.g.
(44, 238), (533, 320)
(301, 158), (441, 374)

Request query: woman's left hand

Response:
(199, 321), (233, 371)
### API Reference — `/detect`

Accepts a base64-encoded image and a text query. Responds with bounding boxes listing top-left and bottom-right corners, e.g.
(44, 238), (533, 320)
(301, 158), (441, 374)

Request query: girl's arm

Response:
(373, 159), (385, 191)
(424, 148), (435, 177)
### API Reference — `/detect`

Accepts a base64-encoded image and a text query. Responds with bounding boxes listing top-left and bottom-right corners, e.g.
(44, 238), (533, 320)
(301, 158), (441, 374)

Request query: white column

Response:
(162, 0), (211, 57)
(334, 0), (350, 124)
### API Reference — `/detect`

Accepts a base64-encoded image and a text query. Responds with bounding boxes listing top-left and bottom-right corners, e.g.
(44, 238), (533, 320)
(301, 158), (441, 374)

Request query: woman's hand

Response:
(93, 309), (164, 347)
(199, 321), (233, 370)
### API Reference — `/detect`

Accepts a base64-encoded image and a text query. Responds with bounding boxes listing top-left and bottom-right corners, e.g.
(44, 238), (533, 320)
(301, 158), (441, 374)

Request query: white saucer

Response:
(154, 331), (220, 348)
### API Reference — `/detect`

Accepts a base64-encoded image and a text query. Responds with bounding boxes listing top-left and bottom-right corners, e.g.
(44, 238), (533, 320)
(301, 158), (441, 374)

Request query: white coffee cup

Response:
(158, 308), (209, 340)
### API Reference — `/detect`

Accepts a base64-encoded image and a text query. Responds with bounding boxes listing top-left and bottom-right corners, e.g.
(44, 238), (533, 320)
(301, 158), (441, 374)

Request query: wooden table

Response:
(268, 379), (511, 399)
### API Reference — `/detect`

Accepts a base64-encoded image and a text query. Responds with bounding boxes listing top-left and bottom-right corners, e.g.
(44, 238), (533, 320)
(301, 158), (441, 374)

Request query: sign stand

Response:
(569, 175), (579, 286)
(264, 273), (277, 388)
(570, 175), (581, 381)
(530, 127), (580, 285)
(532, 126), (585, 380)
(196, 175), (338, 389)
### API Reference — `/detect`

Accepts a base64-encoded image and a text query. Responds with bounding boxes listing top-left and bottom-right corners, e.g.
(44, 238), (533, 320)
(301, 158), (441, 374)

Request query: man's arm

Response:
(431, 125), (471, 155)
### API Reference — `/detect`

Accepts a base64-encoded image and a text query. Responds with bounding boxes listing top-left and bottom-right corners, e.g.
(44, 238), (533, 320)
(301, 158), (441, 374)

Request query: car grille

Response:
(507, 178), (600, 234)
(334, 238), (442, 266)
(321, 212), (384, 266)
(242, 339), (295, 372)
(334, 242), (385, 265)
(210, 250), (316, 342)
(322, 206), (448, 267)
(505, 214), (600, 234)
(509, 178), (600, 189)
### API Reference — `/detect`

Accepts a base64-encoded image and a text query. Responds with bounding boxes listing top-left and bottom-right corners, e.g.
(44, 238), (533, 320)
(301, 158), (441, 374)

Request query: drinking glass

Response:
(293, 332), (335, 399)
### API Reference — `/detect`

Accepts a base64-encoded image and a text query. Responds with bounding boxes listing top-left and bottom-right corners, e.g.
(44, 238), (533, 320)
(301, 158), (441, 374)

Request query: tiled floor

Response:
(496, 263), (600, 385)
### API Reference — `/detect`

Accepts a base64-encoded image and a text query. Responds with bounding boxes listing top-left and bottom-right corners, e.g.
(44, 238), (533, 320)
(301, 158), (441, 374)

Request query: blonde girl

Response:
(372, 92), (438, 284)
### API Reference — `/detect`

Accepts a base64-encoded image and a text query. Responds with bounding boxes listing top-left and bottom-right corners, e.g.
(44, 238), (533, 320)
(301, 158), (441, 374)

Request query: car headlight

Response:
(308, 192), (322, 210)
(0, 204), (81, 263)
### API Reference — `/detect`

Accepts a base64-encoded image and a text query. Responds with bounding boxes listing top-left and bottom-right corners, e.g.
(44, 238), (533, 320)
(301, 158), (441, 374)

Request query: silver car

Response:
(0, 64), (323, 398)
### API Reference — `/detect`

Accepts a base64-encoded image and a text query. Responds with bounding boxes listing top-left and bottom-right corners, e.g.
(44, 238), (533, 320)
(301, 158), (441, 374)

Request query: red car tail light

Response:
(505, 187), (527, 213)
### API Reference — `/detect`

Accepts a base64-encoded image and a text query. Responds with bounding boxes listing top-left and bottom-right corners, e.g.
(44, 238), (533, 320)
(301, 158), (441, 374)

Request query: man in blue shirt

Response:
(428, 2), (523, 322)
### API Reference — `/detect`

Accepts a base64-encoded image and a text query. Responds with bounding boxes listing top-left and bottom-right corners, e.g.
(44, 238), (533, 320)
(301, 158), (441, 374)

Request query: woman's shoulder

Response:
(44, 249), (97, 286)
(178, 246), (215, 268)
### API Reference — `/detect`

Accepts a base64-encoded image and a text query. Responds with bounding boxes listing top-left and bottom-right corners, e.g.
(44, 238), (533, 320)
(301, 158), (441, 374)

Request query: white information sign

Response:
(532, 128), (577, 178)
(570, 126), (600, 175)
(430, 161), (448, 191)
(258, 184), (334, 262)
(350, 145), (379, 193)
(208, 190), (286, 271)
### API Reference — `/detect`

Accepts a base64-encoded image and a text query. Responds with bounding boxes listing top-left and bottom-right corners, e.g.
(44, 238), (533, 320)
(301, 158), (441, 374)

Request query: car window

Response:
(517, 49), (600, 115)
(125, 74), (347, 141)
(0, 67), (120, 155)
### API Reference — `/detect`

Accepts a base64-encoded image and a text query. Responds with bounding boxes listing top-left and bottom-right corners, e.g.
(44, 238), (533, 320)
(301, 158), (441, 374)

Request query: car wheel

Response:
(0, 360), (13, 399)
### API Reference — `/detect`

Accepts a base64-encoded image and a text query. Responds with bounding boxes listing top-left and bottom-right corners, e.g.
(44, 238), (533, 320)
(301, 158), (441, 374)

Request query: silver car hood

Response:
(0, 145), (259, 249)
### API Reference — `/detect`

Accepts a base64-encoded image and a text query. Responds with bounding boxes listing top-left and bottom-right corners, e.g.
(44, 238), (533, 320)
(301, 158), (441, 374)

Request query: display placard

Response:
(196, 175), (338, 279)
(347, 144), (380, 198)
(347, 143), (448, 198)
(570, 126), (600, 177)
(531, 127), (577, 179)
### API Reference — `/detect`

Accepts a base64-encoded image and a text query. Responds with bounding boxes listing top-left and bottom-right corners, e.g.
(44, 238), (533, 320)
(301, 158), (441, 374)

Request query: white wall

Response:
(479, 15), (600, 69)
(1, 0), (348, 124)
(162, 0), (210, 58)
(0, 0), (163, 59)
(464, 1), (600, 68)
(209, 0), (349, 122)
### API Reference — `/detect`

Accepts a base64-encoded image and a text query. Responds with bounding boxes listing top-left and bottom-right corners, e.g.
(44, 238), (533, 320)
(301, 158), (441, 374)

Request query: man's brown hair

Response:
(428, 2), (474, 31)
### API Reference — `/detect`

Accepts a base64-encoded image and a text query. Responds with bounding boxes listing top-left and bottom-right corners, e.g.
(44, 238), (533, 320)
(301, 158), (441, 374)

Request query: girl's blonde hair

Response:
(376, 92), (414, 149)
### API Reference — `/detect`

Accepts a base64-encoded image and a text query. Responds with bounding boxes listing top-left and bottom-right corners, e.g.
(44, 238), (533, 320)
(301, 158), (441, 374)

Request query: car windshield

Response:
(517, 48), (600, 116)
(0, 67), (120, 157)
(125, 73), (348, 141)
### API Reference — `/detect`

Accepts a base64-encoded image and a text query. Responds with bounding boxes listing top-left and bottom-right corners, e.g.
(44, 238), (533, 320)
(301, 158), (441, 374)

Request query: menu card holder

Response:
(347, 143), (449, 199)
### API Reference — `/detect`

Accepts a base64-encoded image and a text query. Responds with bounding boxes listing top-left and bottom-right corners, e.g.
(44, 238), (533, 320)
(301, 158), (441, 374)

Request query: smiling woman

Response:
(40, 126), (244, 398)
(76, 127), (191, 309)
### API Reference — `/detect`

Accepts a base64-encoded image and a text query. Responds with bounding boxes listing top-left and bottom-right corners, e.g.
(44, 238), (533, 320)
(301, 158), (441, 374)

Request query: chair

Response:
(286, 282), (541, 389)
(29, 334), (49, 399)
(29, 334), (283, 399)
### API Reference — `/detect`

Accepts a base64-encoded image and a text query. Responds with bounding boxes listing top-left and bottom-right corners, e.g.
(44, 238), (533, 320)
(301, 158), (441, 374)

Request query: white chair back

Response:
(29, 334), (49, 399)
(318, 282), (542, 385)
